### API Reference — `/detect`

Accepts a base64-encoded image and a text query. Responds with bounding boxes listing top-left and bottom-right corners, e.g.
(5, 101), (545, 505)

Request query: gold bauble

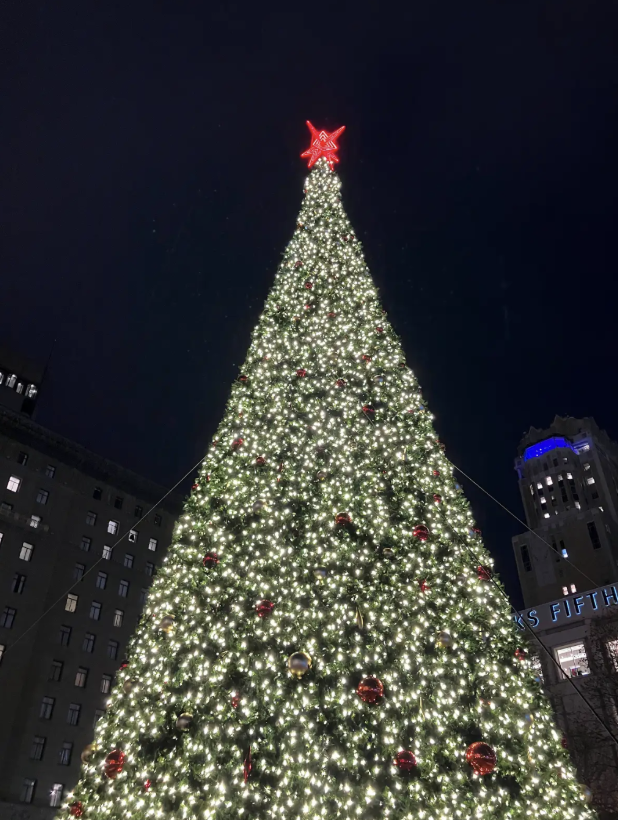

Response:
(436, 630), (452, 648)
(158, 614), (175, 633)
(288, 651), (312, 678)
(81, 743), (96, 764)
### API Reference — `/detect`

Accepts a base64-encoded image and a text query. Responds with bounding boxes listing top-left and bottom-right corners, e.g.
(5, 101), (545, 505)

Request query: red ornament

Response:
(143, 779), (151, 791)
(192, 483), (200, 490)
(238, 375), (248, 383)
(335, 512), (352, 527)
(376, 326), (384, 333)
(119, 659), (129, 670)
(300, 121), (346, 169)
(304, 280), (313, 289)
(362, 405), (375, 417)
(413, 525), (430, 542)
(255, 456), (266, 466)
(336, 378), (346, 388)
(433, 469), (440, 477)
(362, 354), (372, 362)
(296, 368), (307, 378)
(471, 527), (482, 537)
(256, 599), (275, 618)
(394, 750), (417, 772)
(514, 648), (527, 662)
(231, 437), (244, 451)
(244, 747), (252, 783)
(561, 735), (568, 749)
(419, 579), (429, 593)
(477, 566), (492, 581)
(206, 474), (211, 482)
(203, 552), (220, 569)
(69, 802), (84, 817)
(327, 311), (337, 319)
(357, 676), (384, 704)
(304, 303), (313, 310)
(433, 493), (442, 504)
(466, 742), (497, 776)
(104, 749), (126, 780)
(231, 693), (241, 709)
(294, 260), (303, 268)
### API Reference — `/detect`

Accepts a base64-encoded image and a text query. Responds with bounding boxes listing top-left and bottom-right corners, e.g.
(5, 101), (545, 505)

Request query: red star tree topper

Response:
(301, 121), (346, 168)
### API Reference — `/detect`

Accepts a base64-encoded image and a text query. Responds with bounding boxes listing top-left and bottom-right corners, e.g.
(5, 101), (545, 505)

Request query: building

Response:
(0, 403), (181, 819)
(512, 416), (618, 819)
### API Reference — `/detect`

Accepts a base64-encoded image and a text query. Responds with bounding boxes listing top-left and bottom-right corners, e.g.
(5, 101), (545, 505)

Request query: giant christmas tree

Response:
(65, 124), (595, 820)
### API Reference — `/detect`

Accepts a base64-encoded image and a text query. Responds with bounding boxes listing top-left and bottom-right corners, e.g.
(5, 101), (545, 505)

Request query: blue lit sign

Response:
(514, 585), (618, 631)
(523, 436), (575, 461)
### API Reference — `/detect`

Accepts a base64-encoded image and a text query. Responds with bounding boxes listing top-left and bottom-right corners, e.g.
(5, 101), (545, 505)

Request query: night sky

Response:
(3, 2), (618, 606)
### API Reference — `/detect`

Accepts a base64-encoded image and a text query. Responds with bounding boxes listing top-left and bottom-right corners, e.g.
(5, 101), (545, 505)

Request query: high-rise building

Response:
(512, 415), (618, 607)
(0, 381), (181, 818)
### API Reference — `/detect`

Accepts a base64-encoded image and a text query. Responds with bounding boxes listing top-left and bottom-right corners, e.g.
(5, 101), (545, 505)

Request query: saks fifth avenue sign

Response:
(514, 583), (618, 632)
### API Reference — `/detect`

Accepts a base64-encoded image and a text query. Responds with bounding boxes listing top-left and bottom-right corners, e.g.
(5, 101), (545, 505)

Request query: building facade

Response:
(0, 406), (181, 819)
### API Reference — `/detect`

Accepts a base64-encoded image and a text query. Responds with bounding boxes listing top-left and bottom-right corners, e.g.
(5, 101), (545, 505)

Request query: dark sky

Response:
(3, 1), (618, 606)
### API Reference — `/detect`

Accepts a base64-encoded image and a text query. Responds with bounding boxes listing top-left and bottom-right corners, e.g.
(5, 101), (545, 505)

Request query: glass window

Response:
(12, 573), (26, 594)
(1, 501), (14, 513)
(606, 639), (618, 672)
(58, 741), (73, 766)
(66, 703), (81, 726)
(100, 674), (112, 694)
(49, 660), (63, 681)
(26, 384), (37, 398)
(74, 667), (88, 687)
(93, 709), (105, 726)
(148, 538), (158, 552)
(20, 779), (36, 804)
(7, 476), (21, 492)
(586, 476), (596, 485)
(118, 579), (129, 598)
(562, 585), (568, 595)
(17, 451), (28, 465)
(154, 514), (162, 527)
(0, 607), (16, 628)
(145, 562), (154, 577)
(570, 583), (577, 593)
(80, 536), (92, 552)
(588, 522), (602, 550)
(65, 593), (78, 613)
(49, 783), (64, 808)
(58, 625), (71, 646)
(128, 529), (138, 543)
(6, 374), (16, 389)
(107, 520), (119, 535)
(556, 641), (590, 678)
(40, 696), (55, 719)
(520, 544), (532, 572)
(29, 514), (41, 529)
(124, 553), (134, 569)
(36, 489), (49, 505)
(82, 633), (95, 653)
(45, 464), (56, 478)
(95, 571), (107, 589)
(134, 505), (143, 518)
(545, 476), (553, 486)
(20, 542), (34, 561)
(102, 545), (112, 560)
(73, 564), (85, 582)
(139, 587), (148, 604)
(536, 482), (543, 490)
(529, 653), (543, 682)
(30, 736), (46, 760)
(114, 496), (124, 510)
(107, 640), (119, 660)
(93, 487), (102, 500)
(89, 601), (101, 621)
(86, 511), (97, 526)
(113, 609), (124, 627)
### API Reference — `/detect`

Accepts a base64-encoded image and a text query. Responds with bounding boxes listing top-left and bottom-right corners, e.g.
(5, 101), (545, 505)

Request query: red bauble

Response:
(244, 747), (252, 783)
(433, 470), (440, 477)
(256, 599), (275, 618)
(300, 121), (346, 169)
(327, 311), (337, 319)
(357, 676), (384, 704)
(419, 579), (429, 593)
(362, 405), (375, 417)
(394, 750), (417, 772)
(231, 437), (244, 451)
(231, 693), (241, 709)
(255, 456), (266, 466)
(304, 280), (313, 289)
(206, 473), (211, 482)
(203, 552), (220, 569)
(296, 368), (307, 378)
(433, 494), (442, 504)
(362, 354), (372, 362)
(336, 378), (346, 388)
(192, 483), (200, 490)
(335, 512), (352, 527)
(304, 303), (313, 311)
(514, 648), (526, 662)
(413, 525), (430, 542)
(398, 361), (406, 369)
(119, 659), (129, 670)
(69, 802), (84, 817)
(104, 749), (126, 780)
(376, 326), (384, 333)
(466, 742), (496, 776)
(477, 566), (492, 581)
(143, 780), (151, 791)
(471, 527), (482, 537)
(294, 260), (303, 268)
(238, 375), (248, 383)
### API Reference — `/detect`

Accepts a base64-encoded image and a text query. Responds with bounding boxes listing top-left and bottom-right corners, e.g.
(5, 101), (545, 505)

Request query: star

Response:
(301, 121), (346, 169)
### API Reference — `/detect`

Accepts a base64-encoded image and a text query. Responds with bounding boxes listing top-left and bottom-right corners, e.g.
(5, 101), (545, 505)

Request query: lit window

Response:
(80, 536), (91, 552)
(0, 607), (16, 628)
(95, 571), (107, 589)
(65, 593), (78, 613)
(20, 542), (33, 561)
(89, 601), (101, 621)
(102, 545), (112, 560)
(584, 462), (591, 471)
(66, 703), (81, 726)
(82, 633), (95, 653)
(100, 674), (112, 694)
(561, 548), (568, 557)
(113, 609), (124, 627)
(58, 625), (71, 646)
(74, 667), (88, 687)
(567, 472), (573, 480)
(58, 742), (73, 766)
(540, 496), (547, 504)
(17, 451), (28, 465)
(93, 487), (102, 500)
(145, 562), (154, 577)
(529, 484), (534, 495)
(570, 583), (577, 593)
(574, 501), (581, 509)
(73, 563), (85, 582)
(20, 779), (36, 804)
(29, 515), (41, 529)
(556, 641), (590, 678)
(40, 696), (55, 719)
(580, 443), (590, 452)
(16, 383), (23, 394)
(586, 476), (596, 485)
(544, 512), (550, 518)
(50, 783), (64, 808)
(30, 736), (46, 760)
(536, 482), (543, 490)
(26, 384), (37, 398)
(545, 476), (553, 486)
(7, 476), (21, 492)
(124, 553), (134, 569)
(12, 573), (26, 594)
(36, 489), (49, 505)
(606, 639), (618, 672)
(0, 644), (5, 664)
(107, 520), (119, 535)
(148, 538), (158, 552)
(49, 660), (63, 681)
(562, 586), (568, 595)
(86, 511), (97, 526)
(128, 529), (138, 543)
(45, 464), (56, 478)
(107, 640), (119, 660)
(6, 374), (16, 388)
(118, 579), (129, 598)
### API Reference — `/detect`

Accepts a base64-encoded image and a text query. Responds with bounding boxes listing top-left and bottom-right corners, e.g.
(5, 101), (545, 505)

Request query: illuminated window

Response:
(540, 496), (547, 505)
(50, 783), (64, 808)
(113, 609), (124, 627)
(20, 779), (36, 804)
(584, 462), (591, 471)
(74, 667), (88, 687)
(544, 512), (550, 518)
(107, 520), (119, 535)
(19, 542), (33, 561)
(561, 548), (568, 557)
(562, 586), (568, 595)
(546, 476), (553, 486)
(556, 641), (589, 678)
(100, 674), (112, 694)
(102, 545), (112, 560)
(570, 584), (577, 593)
(128, 530), (138, 543)
(7, 476), (21, 492)
(26, 384), (37, 398)
(148, 538), (158, 552)
(567, 472), (573, 480)
(537, 482), (543, 490)
(29, 514), (41, 529)
(606, 639), (618, 672)
(529, 484), (534, 495)
(586, 476), (596, 485)
(574, 501), (581, 510)
(6, 374), (16, 389)
(65, 594), (78, 613)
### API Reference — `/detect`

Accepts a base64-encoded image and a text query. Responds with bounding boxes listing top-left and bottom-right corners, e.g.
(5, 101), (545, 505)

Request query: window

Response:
(17, 451), (28, 465)
(30, 736), (46, 760)
(0, 532), (3, 546)
(148, 538), (158, 552)
(606, 639), (618, 672)
(36, 489), (49, 505)
(540, 496), (547, 505)
(145, 562), (154, 577)
(584, 462), (591, 471)
(49, 660), (63, 681)
(107, 520), (119, 535)
(139, 587), (149, 604)
(544, 512), (550, 518)
(561, 547), (568, 558)
(562, 586), (569, 595)
(102, 545), (112, 560)
(65, 593), (78, 612)
(588, 522), (602, 550)
(20, 779), (36, 804)
(26, 384), (37, 398)
(58, 741), (73, 766)
(154, 514), (162, 527)
(74, 667), (88, 688)
(95, 571), (107, 589)
(529, 483), (534, 495)
(586, 476), (596, 485)
(113, 609), (124, 627)
(118, 579), (129, 598)
(45, 464), (56, 479)
(574, 501), (581, 510)
(1, 607), (16, 628)
(134, 505), (143, 518)
(93, 709), (105, 726)
(128, 529), (138, 543)
(89, 601), (101, 621)
(1, 502), (13, 513)
(520, 544), (532, 572)
(529, 653), (544, 682)
(86, 511), (97, 526)
(592, 490), (599, 500)
(50, 783), (64, 808)
(40, 696), (55, 719)
(114, 496), (124, 510)
(107, 639), (119, 660)
(82, 633), (95, 653)
(29, 514), (41, 529)
(570, 583), (577, 593)
(73, 563), (85, 582)
(58, 625), (72, 646)
(7, 476), (21, 492)
(545, 476), (553, 486)
(66, 703), (81, 726)
(567, 472), (573, 480)
(20, 542), (34, 561)
(80, 536), (92, 552)
(536, 482), (543, 490)
(93, 487), (102, 500)
(124, 553), (134, 569)
(12, 573), (26, 594)
(100, 674), (112, 694)
(556, 641), (590, 678)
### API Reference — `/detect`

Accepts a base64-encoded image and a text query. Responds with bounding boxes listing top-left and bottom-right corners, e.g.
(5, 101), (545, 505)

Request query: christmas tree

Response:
(65, 124), (595, 820)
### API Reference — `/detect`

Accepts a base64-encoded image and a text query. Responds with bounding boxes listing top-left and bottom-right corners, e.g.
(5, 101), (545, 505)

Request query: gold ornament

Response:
(288, 651), (312, 678)
(436, 630), (452, 648)
(158, 614), (175, 633)
(175, 712), (193, 731)
(81, 743), (96, 764)
(313, 567), (328, 581)
(123, 679), (137, 694)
